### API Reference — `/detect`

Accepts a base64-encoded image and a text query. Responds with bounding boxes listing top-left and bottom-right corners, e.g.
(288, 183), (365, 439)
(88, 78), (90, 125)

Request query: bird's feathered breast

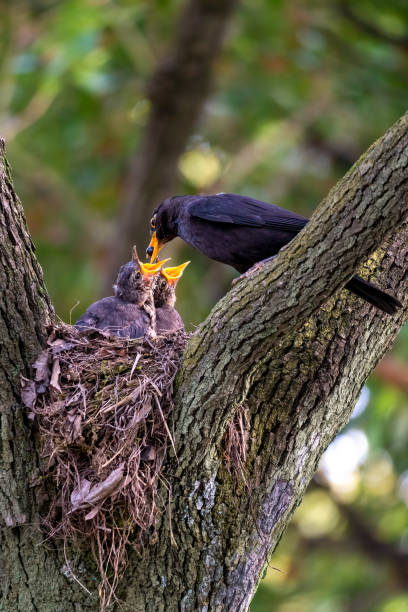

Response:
(156, 305), (184, 333)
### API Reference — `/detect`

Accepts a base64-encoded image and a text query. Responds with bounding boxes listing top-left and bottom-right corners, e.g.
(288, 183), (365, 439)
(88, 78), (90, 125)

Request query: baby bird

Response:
(153, 262), (190, 333)
(75, 247), (163, 339)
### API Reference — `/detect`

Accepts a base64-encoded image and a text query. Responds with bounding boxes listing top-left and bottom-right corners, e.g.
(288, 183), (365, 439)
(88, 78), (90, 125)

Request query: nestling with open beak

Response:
(153, 262), (190, 333)
(75, 246), (165, 339)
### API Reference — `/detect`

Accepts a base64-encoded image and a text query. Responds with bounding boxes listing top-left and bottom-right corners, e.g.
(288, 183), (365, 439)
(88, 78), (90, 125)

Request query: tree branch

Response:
(175, 111), (408, 461)
(113, 113), (408, 610)
(338, 1), (408, 50)
(117, 221), (407, 611)
(305, 481), (408, 587)
(336, 497), (408, 586)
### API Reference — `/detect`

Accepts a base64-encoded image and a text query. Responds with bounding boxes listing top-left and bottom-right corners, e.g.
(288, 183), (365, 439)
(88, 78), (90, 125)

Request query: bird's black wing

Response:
(189, 194), (308, 233)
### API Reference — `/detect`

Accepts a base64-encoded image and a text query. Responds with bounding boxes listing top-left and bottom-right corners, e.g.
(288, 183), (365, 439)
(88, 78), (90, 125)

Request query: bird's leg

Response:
(232, 255), (278, 286)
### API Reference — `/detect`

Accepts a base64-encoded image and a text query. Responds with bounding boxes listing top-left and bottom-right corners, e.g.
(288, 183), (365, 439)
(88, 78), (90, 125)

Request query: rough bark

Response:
(0, 109), (407, 612)
(0, 139), (83, 611)
(117, 211), (407, 610)
(0, 136), (53, 528)
(105, 0), (238, 292)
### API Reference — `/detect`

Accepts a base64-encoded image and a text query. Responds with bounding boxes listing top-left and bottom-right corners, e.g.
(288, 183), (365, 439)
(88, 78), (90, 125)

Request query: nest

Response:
(21, 323), (188, 609)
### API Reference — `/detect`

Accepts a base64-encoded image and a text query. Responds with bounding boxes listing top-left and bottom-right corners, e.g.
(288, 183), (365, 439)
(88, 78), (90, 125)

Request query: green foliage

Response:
(2, 0), (407, 324)
(0, 1), (407, 609)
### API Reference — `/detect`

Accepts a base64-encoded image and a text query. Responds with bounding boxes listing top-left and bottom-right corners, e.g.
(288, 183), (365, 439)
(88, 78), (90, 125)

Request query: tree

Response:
(0, 108), (407, 610)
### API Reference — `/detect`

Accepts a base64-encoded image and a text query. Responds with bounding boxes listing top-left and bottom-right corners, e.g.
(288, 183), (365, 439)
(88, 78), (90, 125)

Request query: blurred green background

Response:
(1, 0), (407, 609)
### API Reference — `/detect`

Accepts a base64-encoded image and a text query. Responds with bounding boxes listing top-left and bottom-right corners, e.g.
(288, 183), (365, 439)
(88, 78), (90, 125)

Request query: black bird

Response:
(75, 247), (163, 338)
(146, 193), (402, 315)
(153, 262), (190, 333)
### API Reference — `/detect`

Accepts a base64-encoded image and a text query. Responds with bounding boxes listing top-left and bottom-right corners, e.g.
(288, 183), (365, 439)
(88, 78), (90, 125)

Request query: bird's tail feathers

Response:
(346, 275), (402, 315)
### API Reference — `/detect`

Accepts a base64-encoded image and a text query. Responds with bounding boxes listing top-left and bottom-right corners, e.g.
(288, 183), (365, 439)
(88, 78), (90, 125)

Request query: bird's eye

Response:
(161, 280), (166, 288)
(135, 272), (141, 280)
(150, 215), (156, 229)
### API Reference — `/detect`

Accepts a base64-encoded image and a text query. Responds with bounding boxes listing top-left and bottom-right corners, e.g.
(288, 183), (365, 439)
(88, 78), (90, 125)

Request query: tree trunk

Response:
(1, 111), (408, 611)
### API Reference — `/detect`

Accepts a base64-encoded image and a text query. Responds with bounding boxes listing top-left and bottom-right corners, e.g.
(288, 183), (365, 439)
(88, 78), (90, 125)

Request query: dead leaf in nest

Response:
(133, 402), (152, 424)
(33, 350), (51, 391)
(85, 464), (125, 505)
(70, 464), (125, 511)
(50, 358), (62, 394)
(84, 506), (100, 521)
(71, 478), (91, 507)
(50, 338), (76, 354)
(21, 376), (37, 409)
(64, 410), (82, 442)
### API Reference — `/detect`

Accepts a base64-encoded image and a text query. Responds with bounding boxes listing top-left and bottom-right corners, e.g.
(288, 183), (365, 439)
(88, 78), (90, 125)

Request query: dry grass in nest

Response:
(222, 403), (250, 484)
(21, 322), (188, 610)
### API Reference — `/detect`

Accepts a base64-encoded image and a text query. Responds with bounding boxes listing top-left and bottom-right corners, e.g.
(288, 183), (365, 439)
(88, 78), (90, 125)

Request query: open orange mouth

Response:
(139, 258), (170, 279)
(161, 261), (190, 285)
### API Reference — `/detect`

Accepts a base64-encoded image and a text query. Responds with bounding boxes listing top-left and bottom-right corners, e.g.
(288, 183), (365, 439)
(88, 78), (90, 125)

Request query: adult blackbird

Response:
(153, 262), (190, 333)
(75, 247), (163, 338)
(146, 193), (402, 315)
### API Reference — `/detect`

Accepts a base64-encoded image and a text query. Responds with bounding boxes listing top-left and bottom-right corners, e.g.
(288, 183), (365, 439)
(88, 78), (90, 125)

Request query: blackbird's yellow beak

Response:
(161, 261), (190, 285)
(147, 232), (163, 263)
